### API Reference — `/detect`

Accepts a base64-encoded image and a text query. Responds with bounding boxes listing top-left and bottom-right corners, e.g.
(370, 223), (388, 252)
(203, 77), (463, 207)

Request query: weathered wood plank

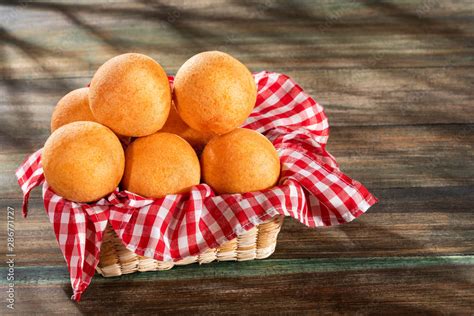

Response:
(2, 65), (473, 128)
(2, 185), (472, 267)
(0, 0), (473, 79)
(3, 256), (474, 284)
(1, 124), (472, 200)
(276, 185), (474, 258)
(1, 257), (473, 314)
(327, 124), (474, 188)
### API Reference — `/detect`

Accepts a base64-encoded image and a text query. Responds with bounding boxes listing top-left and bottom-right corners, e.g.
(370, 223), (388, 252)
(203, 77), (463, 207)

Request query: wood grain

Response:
(1, 257), (473, 314)
(0, 0), (473, 314)
(1, 185), (472, 267)
(0, 0), (473, 77)
(1, 124), (472, 200)
(2, 66), (474, 127)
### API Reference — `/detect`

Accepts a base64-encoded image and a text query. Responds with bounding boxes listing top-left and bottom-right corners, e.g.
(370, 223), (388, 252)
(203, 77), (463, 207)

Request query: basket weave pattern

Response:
(96, 216), (284, 277)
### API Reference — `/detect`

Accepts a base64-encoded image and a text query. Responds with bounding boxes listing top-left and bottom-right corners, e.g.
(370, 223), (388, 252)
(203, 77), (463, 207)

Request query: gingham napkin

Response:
(16, 71), (377, 301)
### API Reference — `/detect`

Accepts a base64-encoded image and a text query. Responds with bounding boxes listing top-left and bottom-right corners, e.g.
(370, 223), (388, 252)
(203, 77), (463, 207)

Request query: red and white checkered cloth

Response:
(16, 71), (377, 301)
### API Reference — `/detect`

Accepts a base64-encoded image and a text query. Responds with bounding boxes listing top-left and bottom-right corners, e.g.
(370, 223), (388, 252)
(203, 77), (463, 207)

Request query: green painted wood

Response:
(2, 263), (473, 314)
(1, 256), (474, 285)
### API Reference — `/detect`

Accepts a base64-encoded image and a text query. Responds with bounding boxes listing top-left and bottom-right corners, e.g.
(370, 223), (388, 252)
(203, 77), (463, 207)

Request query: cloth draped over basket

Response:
(16, 71), (377, 301)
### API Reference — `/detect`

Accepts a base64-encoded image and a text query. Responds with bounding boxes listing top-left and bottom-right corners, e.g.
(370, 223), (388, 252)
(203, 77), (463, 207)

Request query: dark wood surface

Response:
(0, 0), (473, 314)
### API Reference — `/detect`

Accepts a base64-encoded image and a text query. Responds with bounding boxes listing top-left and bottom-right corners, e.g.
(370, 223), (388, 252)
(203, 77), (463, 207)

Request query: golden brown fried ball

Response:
(51, 88), (96, 132)
(160, 103), (216, 152)
(89, 53), (171, 137)
(42, 121), (125, 202)
(122, 132), (200, 198)
(201, 128), (280, 194)
(173, 51), (256, 135)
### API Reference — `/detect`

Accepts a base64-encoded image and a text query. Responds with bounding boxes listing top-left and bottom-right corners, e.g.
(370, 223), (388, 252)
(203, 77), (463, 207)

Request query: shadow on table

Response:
(0, 0), (471, 151)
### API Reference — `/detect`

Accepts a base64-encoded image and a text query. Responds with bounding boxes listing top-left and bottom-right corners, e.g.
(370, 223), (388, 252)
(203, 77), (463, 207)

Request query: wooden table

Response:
(1, 0), (473, 314)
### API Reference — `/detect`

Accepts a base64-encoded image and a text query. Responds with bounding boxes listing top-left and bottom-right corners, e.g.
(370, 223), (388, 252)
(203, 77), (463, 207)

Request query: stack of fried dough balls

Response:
(42, 51), (280, 203)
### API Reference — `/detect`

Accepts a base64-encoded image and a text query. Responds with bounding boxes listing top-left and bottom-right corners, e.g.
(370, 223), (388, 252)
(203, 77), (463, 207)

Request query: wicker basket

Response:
(96, 216), (284, 277)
